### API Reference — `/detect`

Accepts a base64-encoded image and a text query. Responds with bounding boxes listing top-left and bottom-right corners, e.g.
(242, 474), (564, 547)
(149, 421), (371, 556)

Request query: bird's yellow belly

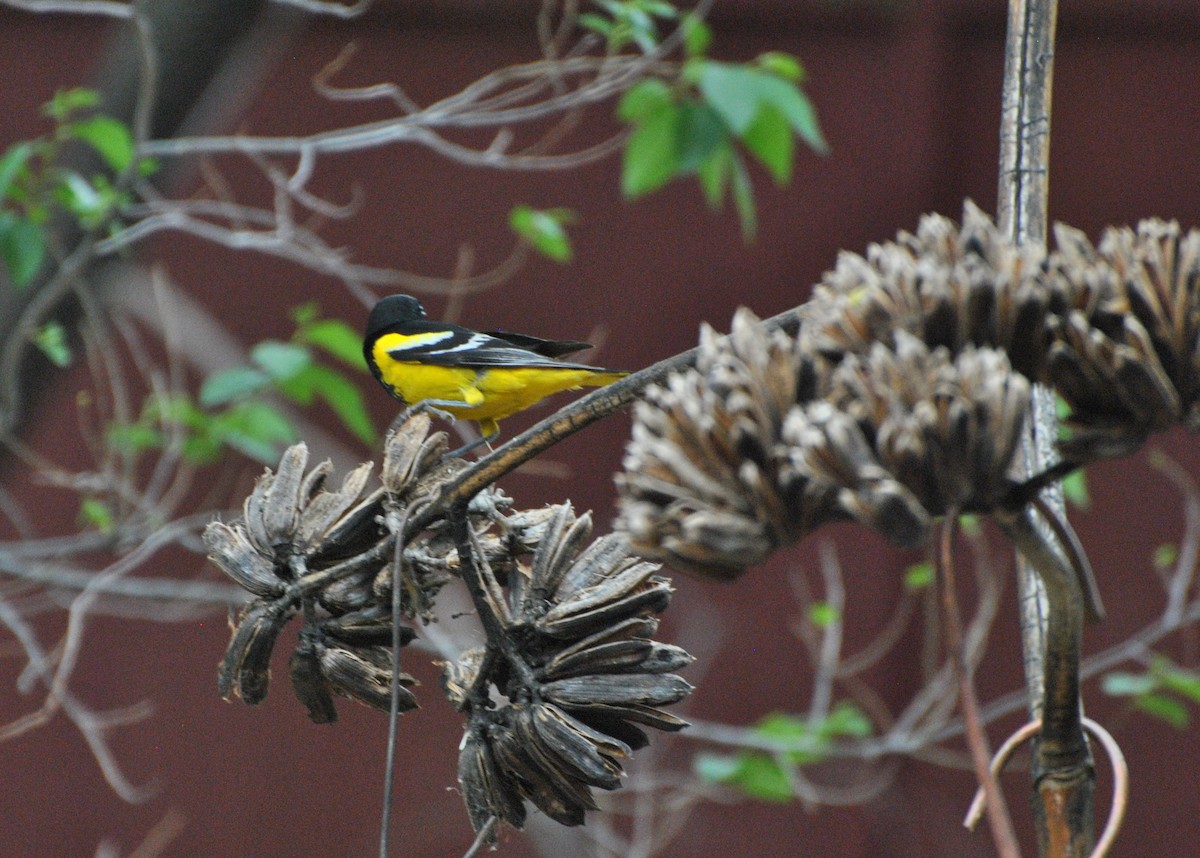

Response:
(377, 359), (623, 423)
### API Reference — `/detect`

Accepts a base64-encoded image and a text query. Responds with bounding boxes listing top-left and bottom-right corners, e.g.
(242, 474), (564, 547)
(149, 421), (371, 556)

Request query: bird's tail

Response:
(582, 370), (630, 387)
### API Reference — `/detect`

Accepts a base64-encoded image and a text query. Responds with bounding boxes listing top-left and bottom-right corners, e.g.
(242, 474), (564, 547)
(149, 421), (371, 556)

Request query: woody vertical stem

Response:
(995, 0), (1095, 854)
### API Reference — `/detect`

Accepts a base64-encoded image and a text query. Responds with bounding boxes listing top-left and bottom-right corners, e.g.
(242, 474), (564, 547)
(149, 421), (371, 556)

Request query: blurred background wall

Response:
(2, 1), (1199, 855)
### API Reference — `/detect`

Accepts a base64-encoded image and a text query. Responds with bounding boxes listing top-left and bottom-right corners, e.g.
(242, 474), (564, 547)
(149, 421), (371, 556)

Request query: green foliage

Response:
(1154, 542), (1179, 572)
(42, 87), (101, 122)
(694, 703), (872, 801)
(67, 116), (135, 173)
(807, 601), (840, 628)
(292, 302), (368, 369)
(903, 561), (934, 591)
(109, 393), (298, 466)
(78, 497), (116, 534)
(0, 209), (45, 288)
(1102, 656), (1200, 729)
(509, 205), (576, 263)
(110, 306), (375, 466)
(0, 87), (154, 292)
(579, 0), (678, 53)
(32, 320), (71, 366)
(1062, 468), (1090, 510)
(605, 3), (826, 240)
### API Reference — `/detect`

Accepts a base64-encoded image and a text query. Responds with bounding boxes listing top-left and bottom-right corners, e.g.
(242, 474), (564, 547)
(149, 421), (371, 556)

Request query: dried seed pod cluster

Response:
(798, 333), (1030, 546)
(619, 203), (1058, 574)
(205, 414), (492, 722)
(618, 307), (836, 579)
(205, 413), (694, 837)
(451, 505), (693, 840)
(1043, 218), (1200, 460)
(803, 201), (1052, 379)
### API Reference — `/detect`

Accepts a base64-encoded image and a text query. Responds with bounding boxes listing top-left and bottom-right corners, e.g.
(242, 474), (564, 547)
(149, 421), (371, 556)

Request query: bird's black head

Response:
(365, 294), (427, 338)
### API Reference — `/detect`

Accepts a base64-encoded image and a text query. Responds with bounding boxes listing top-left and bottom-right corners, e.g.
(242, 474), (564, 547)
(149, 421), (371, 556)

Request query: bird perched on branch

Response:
(363, 294), (629, 454)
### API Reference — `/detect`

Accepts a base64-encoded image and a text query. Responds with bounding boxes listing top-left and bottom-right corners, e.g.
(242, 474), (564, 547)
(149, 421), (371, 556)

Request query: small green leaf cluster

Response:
(1, 88), (154, 293)
(108, 305), (375, 466)
(107, 391), (297, 467)
(3, 88), (157, 368)
(614, 10), (827, 238)
(1102, 655), (1200, 729)
(693, 702), (872, 802)
(579, 0), (680, 53)
(509, 205), (577, 263)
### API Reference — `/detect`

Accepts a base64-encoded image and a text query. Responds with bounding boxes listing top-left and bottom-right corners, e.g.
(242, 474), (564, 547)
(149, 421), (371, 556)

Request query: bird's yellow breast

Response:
(371, 337), (623, 424)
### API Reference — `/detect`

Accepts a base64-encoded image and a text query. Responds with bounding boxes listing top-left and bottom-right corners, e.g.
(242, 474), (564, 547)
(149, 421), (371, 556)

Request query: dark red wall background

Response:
(2, 2), (1200, 855)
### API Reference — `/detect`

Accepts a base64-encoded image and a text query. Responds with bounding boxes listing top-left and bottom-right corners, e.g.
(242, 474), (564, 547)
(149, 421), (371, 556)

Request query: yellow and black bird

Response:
(363, 294), (628, 452)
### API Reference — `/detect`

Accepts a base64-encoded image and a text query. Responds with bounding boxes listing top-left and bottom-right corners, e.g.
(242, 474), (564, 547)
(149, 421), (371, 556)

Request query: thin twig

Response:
(937, 517), (1022, 858)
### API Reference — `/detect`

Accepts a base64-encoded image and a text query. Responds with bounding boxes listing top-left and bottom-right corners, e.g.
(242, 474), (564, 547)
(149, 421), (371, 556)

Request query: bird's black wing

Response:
(380, 320), (613, 372)
(482, 330), (593, 359)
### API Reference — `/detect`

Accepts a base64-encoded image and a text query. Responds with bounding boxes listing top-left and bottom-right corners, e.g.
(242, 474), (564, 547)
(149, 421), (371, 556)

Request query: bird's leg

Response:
(387, 398), (472, 433)
(412, 398), (474, 423)
(446, 419), (500, 459)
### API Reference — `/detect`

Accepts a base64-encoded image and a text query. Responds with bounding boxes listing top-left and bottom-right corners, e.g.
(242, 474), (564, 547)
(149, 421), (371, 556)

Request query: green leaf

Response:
(1100, 671), (1157, 697)
(0, 214), (45, 288)
(1152, 659), (1200, 704)
(0, 142), (34, 201)
(32, 320), (71, 366)
(295, 318), (368, 369)
(621, 102), (681, 197)
(625, 6), (660, 52)
(509, 205), (574, 263)
(958, 513), (981, 536)
(729, 151), (757, 240)
(695, 749), (795, 802)
(277, 364), (377, 445)
(724, 753), (794, 802)
(820, 701), (872, 739)
(696, 142), (733, 208)
(756, 51), (805, 83)
(251, 340), (312, 382)
(311, 366), (377, 445)
(752, 712), (826, 764)
(181, 433), (223, 464)
(67, 116), (135, 173)
(199, 367), (271, 407)
(753, 711), (808, 740)
(641, 1), (679, 17)
(144, 392), (207, 429)
(43, 87), (100, 122)
(617, 78), (673, 123)
(741, 103), (794, 184)
(1062, 469), (1089, 509)
(577, 12), (613, 37)
(698, 62), (827, 154)
(904, 561), (934, 591)
(55, 171), (107, 224)
(1154, 542), (1179, 571)
(79, 498), (115, 534)
(1134, 692), (1190, 729)
(675, 101), (728, 173)
(752, 73), (828, 154)
(106, 421), (164, 455)
(681, 13), (712, 57)
(213, 401), (297, 464)
(696, 62), (764, 134)
(693, 752), (744, 784)
(807, 601), (839, 628)
(291, 302), (320, 326)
